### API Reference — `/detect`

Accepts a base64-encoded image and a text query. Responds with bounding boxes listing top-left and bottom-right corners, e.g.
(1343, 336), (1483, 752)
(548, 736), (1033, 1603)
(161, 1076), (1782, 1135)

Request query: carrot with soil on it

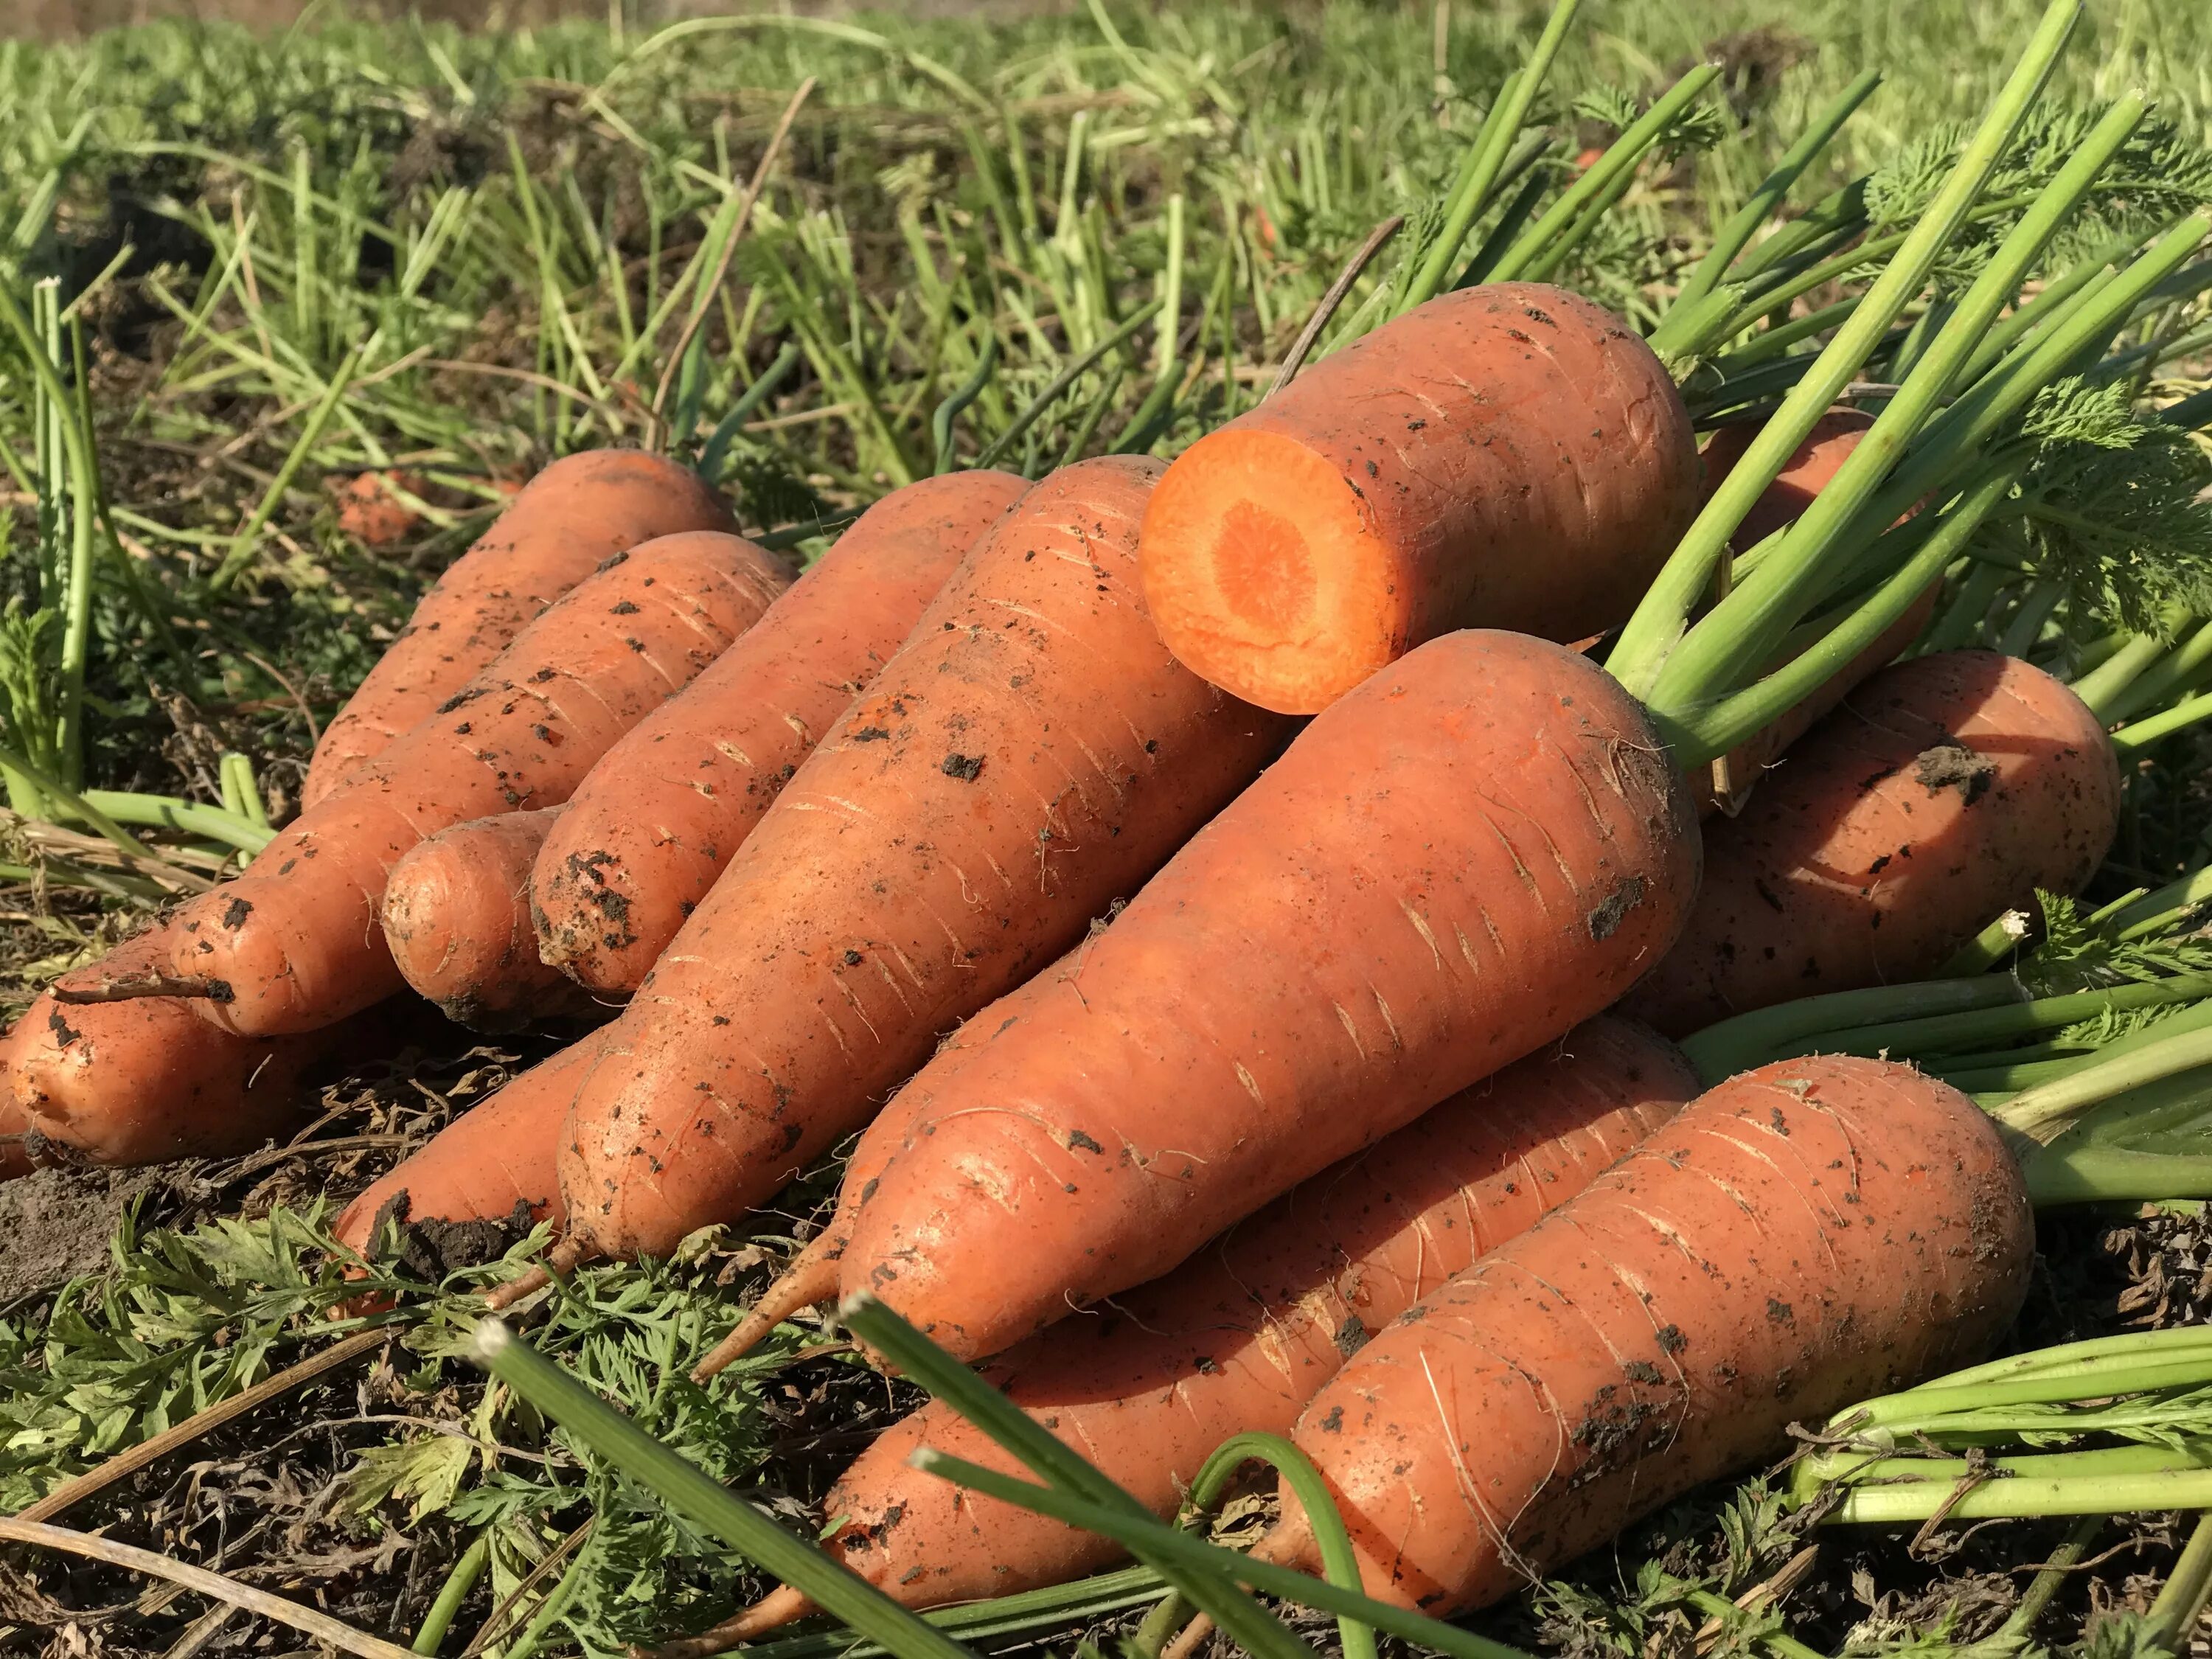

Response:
(305, 450), (736, 804)
(664, 1016), (1697, 1651)
(547, 455), (1293, 1270)
(167, 530), (793, 1037)
(1136, 282), (1700, 715)
(533, 468), (1029, 995)
(383, 807), (599, 1032)
(1237, 1055), (2033, 1615)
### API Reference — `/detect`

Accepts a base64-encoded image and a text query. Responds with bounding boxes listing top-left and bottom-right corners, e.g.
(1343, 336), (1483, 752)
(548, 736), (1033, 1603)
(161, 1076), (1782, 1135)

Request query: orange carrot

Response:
(1264, 1056), (2032, 1614)
(333, 1036), (600, 1261)
(534, 469), (1029, 994)
(331, 469), (426, 549)
(837, 627), (1700, 1363)
(382, 807), (599, 1031)
(305, 451), (735, 804)
(1623, 650), (2119, 1036)
(1138, 284), (1698, 714)
(553, 456), (1293, 1264)
(681, 1018), (1697, 1646)
(170, 531), (793, 1036)
(9, 925), (348, 1166)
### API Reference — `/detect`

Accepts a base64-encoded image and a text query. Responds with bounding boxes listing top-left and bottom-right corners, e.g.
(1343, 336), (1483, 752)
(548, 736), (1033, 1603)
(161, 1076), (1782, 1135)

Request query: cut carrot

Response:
(534, 469), (1029, 994)
(837, 627), (1700, 1363)
(1263, 1055), (2033, 1613)
(307, 450), (736, 804)
(170, 530), (793, 1036)
(1138, 284), (1698, 714)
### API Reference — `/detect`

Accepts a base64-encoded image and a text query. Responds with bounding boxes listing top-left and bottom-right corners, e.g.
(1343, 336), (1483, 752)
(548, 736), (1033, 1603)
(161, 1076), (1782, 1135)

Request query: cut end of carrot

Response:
(1141, 427), (1401, 714)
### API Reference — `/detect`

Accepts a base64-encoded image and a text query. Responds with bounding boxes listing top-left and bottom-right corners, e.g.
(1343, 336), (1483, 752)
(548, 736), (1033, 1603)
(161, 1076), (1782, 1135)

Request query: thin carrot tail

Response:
(484, 1236), (591, 1312)
(633, 1584), (816, 1659)
(1158, 1514), (1318, 1659)
(692, 1232), (841, 1382)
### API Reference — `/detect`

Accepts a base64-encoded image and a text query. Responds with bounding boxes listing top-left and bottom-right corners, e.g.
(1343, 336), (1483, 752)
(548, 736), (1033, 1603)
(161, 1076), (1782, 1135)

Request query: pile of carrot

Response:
(17, 8), (2212, 1639)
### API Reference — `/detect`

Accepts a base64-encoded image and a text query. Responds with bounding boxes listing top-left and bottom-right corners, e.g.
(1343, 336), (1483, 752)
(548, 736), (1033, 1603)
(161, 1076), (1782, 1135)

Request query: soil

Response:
(0, 1166), (170, 1303)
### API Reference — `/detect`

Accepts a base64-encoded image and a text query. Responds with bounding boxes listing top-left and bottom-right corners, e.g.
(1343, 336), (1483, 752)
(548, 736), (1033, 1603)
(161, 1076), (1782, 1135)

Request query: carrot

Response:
(0, 1026), (36, 1180)
(9, 925), (348, 1166)
(305, 451), (735, 805)
(331, 469), (425, 549)
(1623, 650), (2120, 1036)
(1259, 1055), (2033, 1615)
(1697, 409), (1938, 815)
(533, 469), (1029, 995)
(1137, 283), (1699, 714)
(382, 807), (599, 1031)
(676, 1018), (1697, 1647)
(835, 627), (1700, 1363)
(169, 529), (793, 1037)
(554, 456), (1293, 1265)
(332, 1035), (600, 1261)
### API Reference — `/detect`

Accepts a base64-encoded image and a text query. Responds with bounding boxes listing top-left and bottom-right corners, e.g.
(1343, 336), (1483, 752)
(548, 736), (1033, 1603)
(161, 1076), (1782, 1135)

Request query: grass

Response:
(6, 1), (2212, 1656)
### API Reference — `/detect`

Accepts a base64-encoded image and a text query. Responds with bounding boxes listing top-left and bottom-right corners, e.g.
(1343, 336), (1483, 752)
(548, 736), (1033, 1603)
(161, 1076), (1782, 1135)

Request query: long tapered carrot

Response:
(1261, 1056), (2033, 1614)
(533, 469), (1029, 995)
(553, 456), (1293, 1265)
(835, 627), (1700, 1364)
(9, 925), (349, 1166)
(1138, 284), (1699, 714)
(306, 451), (736, 804)
(167, 531), (793, 1036)
(1623, 650), (2119, 1035)
(382, 808), (597, 1031)
(669, 1018), (1697, 1651)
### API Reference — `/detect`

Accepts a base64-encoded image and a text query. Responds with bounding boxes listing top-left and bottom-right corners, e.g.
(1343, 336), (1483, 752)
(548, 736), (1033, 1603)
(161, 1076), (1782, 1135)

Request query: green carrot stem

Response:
(80, 790), (273, 855)
(2144, 1513), (2212, 1655)
(1682, 973), (2036, 1085)
(1489, 61), (1722, 289)
(908, 1450), (1531, 1659)
(2070, 619), (2185, 717)
(1917, 560), (2014, 658)
(2096, 620), (2212, 726)
(1953, 999), (2212, 1096)
(1700, 295), (1861, 379)
(742, 1568), (1172, 1659)
(973, 302), (1160, 471)
(1670, 69), (1884, 316)
(1757, 971), (2212, 1068)
(1640, 91), (2147, 723)
(1186, 1435), (1374, 1659)
(2114, 864), (2212, 939)
(1994, 580), (2065, 659)
(1823, 1467), (2212, 1526)
(931, 329), (1000, 476)
(1804, 1444), (2204, 1505)
(698, 341), (803, 484)
(210, 344), (364, 592)
(2025, 1141), (2212, 1206)
(2002, 1024), (2212, 1141)
(838, 1295), (1321, 1659)
(1453, 142), (1557, 290)
(1955, 243), (2123, 389)
(1729, 174), (1870, 283)
(411, 1531), (490, 1655)
(1898, 1324), (2212, 1393)
(2112, 688), (2212, 755)
(467, 1320), (980, 1659)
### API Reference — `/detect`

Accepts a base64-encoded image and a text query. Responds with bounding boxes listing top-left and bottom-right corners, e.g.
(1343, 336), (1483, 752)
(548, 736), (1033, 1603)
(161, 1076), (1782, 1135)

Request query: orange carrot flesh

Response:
(1273, 1055), (2034, 1615)
(383, 807), (598, 1031)
(794, 1018), (1697, 1619)
(534, 470), (1029, 995)
(333, 1034), (601, 1259)
(1138, 284), (1698, 714)
(10, 926), (342, 1165)
(307, 451), (735, 805)
(556, 456), (1294, 1262)
(1623, 650), (2120, 1036)
(839, 627), (1701, 1363)
(168, 531), (793, 1036)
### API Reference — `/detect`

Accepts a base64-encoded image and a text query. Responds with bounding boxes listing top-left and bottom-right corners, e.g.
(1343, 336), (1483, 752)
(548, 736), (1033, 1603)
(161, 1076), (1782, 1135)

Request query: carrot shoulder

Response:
(307, 451), (734, 804)
(170, 530), (793, 1036)
(838, 627), (1701, 1363)
(382, 807), (596, 1031)
(1624, 650), (2119, 1035)
(1273, 1055), (2033, 1614)
(534, 469), (1029, 995)
(1138, 283), (1698, 714)
(555, 456), (1293, 1263)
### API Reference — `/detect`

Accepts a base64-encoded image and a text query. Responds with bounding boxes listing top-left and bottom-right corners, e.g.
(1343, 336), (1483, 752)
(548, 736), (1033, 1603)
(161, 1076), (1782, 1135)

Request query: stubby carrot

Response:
(1262, 1056), (2033, 1614)
(382, 807), (597, 1031)
(533, 469), (1029, 994)
(554, 456), (1293, 1265)
(1624, 650), (2119, 1035)
(674, 1018), (1697, 1649)
(10, 925), (347, 1166)
(836, 628), (1700, 1364)
(307, 451), (736, 804)
(169, 531), (793, 1036)
(1138, 284), (1699, 714)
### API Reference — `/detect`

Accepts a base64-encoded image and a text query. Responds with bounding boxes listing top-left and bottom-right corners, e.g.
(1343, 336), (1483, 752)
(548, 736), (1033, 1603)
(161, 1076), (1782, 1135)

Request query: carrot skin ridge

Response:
(533, 469), (1029, 995)
(555, 456), (1294, 1262)
(307, 451), (737, 804)
(168, 529), (793, 1037)
(840, 629), (1700, 1363)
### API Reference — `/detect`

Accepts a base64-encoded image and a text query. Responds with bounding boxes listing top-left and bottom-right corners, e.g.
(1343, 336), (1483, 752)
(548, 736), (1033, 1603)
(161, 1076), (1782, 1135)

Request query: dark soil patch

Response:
(0, 1165), (170, 1303)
